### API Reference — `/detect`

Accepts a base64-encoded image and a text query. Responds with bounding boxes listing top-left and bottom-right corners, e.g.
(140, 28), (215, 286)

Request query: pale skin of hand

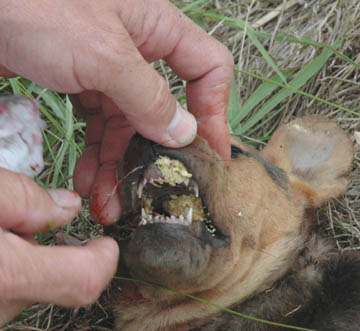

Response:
(0, 169), (119, 325)
(0, 0), (233, 324)
(0, 0), (234, 224)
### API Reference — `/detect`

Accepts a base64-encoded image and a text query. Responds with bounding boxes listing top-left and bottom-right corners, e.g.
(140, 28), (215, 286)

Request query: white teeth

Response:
(137, 183), (143, 198)
(150, 178), (161, 187)
(139, 208), (194, 227)
(184, 178), (190, 186)
(193, 182), (199, 197)
(186, 208), (193, 223)
(139, 218), (147, 226)
(137, 179), (147, 198)
(138, 208), (216, 236)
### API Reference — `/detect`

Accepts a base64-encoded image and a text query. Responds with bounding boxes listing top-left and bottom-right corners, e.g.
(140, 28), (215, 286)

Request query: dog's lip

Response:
(109, 155), (225, 242)
(135, 154), (225, 228)
(132, 166), (219, 234)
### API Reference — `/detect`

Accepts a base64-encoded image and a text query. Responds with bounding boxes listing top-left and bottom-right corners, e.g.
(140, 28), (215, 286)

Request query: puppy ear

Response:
(261, 116), (353, 206)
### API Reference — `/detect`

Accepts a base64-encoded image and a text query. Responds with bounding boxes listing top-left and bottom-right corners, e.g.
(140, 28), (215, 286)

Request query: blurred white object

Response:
(0, 96), (45, 177)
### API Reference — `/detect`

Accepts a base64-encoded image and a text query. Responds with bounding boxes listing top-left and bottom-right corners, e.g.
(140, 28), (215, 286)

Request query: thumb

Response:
(2, 235), (119, 308)
(103, 60), (197, 148)
(0, 234), (119, 326)
(0, 168), (81, 233)
(76, 27), (197, 148)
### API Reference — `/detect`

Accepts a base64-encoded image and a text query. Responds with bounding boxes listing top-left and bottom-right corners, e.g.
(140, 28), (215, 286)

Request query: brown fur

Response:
(107, 116), (356, 330)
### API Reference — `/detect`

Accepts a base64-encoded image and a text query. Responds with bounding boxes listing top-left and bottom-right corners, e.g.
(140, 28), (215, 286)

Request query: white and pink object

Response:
(0, 96), (45, 177)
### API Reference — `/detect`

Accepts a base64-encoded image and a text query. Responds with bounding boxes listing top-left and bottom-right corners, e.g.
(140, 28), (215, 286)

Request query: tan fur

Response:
(112, 116), (353, 330)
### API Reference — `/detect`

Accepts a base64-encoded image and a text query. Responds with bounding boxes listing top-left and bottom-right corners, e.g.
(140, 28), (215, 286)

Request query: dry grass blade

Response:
(114, 276), (315, 331)
(252, 0), (298, 29)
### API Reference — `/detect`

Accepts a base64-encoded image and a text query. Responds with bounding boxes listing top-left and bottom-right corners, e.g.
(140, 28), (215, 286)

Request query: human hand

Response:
(0, 0), (234, 224)
(0, 169), (119, 326)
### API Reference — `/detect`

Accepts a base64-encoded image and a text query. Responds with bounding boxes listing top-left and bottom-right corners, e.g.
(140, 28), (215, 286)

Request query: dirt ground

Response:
(5, 0), (360, 330)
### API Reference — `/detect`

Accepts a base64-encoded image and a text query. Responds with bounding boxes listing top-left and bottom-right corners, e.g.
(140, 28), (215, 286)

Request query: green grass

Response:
(1, 77), (86, 243)
(4, 77), (85, 191)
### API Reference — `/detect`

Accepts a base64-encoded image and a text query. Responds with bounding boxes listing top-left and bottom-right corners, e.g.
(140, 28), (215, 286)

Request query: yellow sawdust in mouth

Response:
(163, 194), (205, 221)
(154, 156), (192, 186)
(141, 156), (205, 221)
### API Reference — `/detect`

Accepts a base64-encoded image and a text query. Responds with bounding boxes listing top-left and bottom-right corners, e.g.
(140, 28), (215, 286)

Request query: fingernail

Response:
(47, 189), (82, 209)
(167, 103), (197, 146)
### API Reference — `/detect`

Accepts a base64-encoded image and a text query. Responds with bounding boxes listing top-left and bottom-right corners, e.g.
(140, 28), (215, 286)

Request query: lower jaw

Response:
(121, 223), (212, 286)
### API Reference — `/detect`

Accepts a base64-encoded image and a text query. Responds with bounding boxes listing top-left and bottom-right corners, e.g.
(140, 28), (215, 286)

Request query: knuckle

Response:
(214, 46), (235, 79)
(208, 40), (234, 77)
(223, 51), (235, 77)
(222, 45), (235, 66)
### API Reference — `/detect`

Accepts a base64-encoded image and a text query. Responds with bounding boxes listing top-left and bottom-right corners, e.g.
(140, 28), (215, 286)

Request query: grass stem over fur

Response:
(114, 276), (315, 331)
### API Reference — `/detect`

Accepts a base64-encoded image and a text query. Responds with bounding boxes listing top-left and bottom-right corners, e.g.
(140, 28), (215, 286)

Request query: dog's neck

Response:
(112, 232), (305, 331)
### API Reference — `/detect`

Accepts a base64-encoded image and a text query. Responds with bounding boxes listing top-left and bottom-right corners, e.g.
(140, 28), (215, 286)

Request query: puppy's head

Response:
(109, 116), (353, 304)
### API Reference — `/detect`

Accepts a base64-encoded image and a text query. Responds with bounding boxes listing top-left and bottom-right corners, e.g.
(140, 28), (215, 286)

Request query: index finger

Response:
(0, 168), (81, 234)
(120, 0), (234, 159)
(163, 17), (233, 160)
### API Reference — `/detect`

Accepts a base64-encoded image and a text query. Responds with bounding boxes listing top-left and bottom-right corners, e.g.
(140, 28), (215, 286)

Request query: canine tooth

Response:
(141, 208), (146, 219)
(149, 178), (162, 187)
(193, 182), (199, 197)
(186, 208), (193, 223)
(137, 180), (146, 198)
(139, 218), (147, 226)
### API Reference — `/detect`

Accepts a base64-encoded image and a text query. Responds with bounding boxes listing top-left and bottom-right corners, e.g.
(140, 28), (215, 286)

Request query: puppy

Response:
(106, 116), (358, 330)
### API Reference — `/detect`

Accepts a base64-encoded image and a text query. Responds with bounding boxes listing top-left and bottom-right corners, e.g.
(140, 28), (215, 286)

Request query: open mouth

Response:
(114, 154), (220, 241)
